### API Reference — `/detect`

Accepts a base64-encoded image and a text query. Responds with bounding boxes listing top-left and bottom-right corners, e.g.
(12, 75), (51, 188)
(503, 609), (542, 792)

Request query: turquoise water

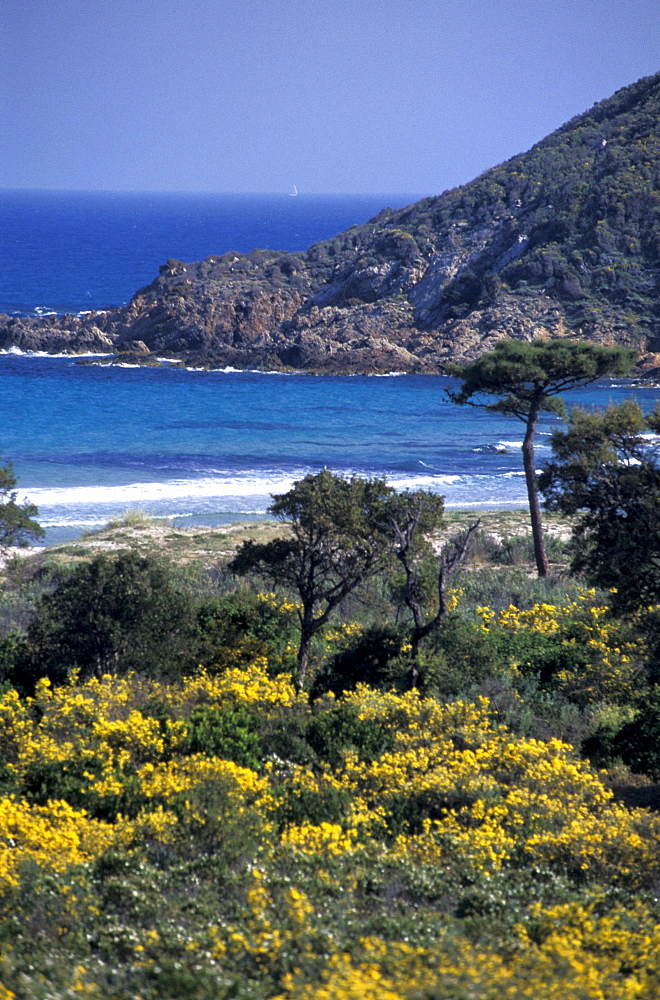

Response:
(2, 353), (657, 544)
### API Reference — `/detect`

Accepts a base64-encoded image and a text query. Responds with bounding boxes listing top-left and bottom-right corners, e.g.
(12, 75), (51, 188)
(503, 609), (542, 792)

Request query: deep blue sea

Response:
(0, 190), (421, 316)
(2, 190), (659, 545)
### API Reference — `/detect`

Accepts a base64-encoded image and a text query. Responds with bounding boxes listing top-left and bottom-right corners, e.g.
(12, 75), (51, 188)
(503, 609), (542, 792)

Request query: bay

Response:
(2, 353), (657, 545)
(2, 190), (658, 545)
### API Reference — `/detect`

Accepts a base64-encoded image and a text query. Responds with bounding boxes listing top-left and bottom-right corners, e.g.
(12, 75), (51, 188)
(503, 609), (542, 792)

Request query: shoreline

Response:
(1, 507), (572, 574)
(3, 347), (660, 384)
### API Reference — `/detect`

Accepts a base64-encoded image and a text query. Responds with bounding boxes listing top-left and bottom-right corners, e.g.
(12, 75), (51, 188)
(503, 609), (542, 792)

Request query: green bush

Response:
(304, 702), (394, 768)
(310, 623), (406, 697)
(454, 565), (583, 613)
(185, 702), (262, 771)
(422, 613), (503, 697)
(19, 552), (195, 688)
(192, 591), (298, 674)
(611, 688), (660, 779)
(273, 776), (352, 831)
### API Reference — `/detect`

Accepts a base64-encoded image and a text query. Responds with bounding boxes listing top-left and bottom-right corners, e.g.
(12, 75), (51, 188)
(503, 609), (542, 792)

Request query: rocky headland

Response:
(2, 72), (659, 375)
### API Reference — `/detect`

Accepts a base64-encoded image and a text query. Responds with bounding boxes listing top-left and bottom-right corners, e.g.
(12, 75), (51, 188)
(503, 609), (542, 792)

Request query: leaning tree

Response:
(448, 339), (636, 576)
(230, 470), (396, 689)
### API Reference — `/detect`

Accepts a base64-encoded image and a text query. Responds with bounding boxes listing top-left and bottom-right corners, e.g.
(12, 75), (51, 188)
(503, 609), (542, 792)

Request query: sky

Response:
(2, 0), (658, 196)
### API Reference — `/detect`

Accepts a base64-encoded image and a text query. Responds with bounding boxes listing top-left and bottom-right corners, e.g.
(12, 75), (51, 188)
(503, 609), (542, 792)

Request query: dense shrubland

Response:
(0, 414), (659, 996)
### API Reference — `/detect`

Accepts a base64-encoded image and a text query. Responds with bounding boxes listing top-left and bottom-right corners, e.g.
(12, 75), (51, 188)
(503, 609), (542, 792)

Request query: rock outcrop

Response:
(2, 72), (659, 373)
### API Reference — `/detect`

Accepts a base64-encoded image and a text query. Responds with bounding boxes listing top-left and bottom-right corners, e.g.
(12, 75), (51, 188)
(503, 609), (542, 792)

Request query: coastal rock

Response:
(0, 313), (115, 354)
(3, 72), (659, 374)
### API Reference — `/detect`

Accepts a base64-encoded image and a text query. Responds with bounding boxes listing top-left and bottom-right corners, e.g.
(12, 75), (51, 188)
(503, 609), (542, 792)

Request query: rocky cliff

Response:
(2, 72), (659, 373)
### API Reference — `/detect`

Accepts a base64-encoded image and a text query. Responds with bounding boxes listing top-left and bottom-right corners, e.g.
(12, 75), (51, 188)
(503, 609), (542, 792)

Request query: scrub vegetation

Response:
(0, 399), (659, 997)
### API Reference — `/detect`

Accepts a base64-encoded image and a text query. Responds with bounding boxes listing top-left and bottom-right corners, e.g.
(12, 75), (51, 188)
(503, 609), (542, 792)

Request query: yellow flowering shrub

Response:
(310, 687), (660, 883)
(0, 797), (113, 889)
(280, 821), (359, 856)
(2, 668), (658, 890)
(476, 590), (641, 703)
(273, 910), (660, 999)
(1, 646), (660, 998)
(164, 660), (307, 714)
(0, 688), (33, 767)
(135, 754), (267, 802)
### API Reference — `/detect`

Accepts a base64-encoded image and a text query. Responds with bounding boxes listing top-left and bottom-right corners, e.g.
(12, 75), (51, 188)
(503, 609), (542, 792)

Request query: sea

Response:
(2, 189), (659, 546)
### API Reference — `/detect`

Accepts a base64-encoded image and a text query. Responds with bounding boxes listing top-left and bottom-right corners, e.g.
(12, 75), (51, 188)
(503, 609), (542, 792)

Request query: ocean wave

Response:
(39, 517), (122, 528)
(472, 440), (550, 455)
(24, 468), (532, 536)
(39, 512), (195, 528)
(23, 467), (530, 509)
(388, 474), (463, 489)
(183, 366), (298, 375)
(497, 440), (551, 451)
(23, 476), (300, 506)
(4, 307), (111, 319)
(472, 444), (513, 454)
(0, 346), (113, 359)
(608, 381), (657, 389)
(208, 366), (287, 375)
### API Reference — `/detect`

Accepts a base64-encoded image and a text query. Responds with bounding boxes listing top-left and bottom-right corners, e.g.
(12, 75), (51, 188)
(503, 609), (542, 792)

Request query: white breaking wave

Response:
(39, 513), (196, 528)
(497, 440), (552, 451)
(0, 346), (113, 359)
(23, 476), (301, 506)
(24, 468), (527, 517)
(185, 366), (297, 375)
(608, 381), (657, 389)
(388, 474), (463, 489)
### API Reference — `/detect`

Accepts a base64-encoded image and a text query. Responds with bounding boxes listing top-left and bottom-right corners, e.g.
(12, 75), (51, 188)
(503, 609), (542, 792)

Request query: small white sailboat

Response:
(289, 185), (298, 197)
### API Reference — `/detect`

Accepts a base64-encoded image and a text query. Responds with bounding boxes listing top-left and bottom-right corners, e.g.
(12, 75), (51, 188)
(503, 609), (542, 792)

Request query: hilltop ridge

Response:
(2, 72), (659, 373)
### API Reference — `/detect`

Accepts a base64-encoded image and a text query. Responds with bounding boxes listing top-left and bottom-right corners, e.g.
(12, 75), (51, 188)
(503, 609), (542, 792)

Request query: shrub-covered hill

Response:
(2, 73), (660, 373)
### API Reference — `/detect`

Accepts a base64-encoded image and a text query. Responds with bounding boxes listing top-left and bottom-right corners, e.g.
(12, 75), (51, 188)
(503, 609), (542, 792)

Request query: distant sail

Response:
(289, 185), (298, 197)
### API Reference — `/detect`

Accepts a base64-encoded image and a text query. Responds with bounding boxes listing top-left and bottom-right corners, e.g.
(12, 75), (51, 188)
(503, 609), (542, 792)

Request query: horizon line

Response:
(1, 186), (435, 199)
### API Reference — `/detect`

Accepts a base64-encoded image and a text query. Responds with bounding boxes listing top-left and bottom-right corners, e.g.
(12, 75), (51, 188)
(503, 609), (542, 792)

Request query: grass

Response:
(101, 508), (171, 530)
(6, 509), (573, 578)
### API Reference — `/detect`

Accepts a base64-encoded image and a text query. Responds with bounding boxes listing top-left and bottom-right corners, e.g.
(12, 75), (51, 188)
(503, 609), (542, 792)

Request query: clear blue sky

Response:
(2, 0), (658, 196)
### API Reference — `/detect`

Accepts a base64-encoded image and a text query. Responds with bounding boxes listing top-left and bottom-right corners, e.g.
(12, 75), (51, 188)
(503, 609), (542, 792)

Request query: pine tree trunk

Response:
(522, 408), (549, 577)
